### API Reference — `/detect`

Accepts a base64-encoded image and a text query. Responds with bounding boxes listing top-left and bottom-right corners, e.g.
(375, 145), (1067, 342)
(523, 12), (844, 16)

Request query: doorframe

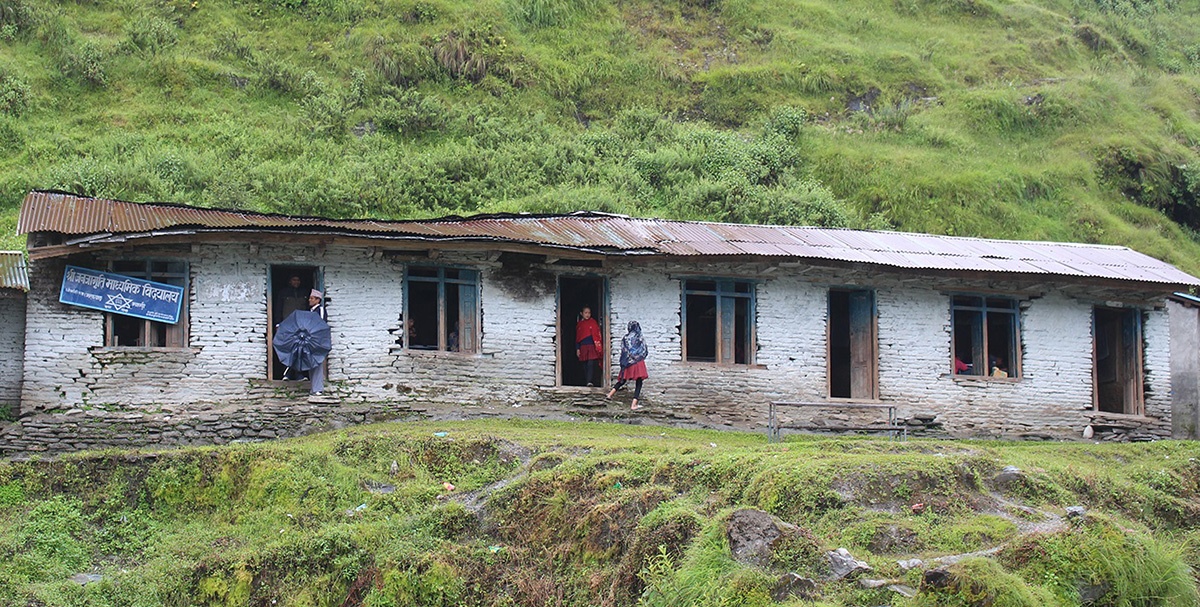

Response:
(555, 274), (610, 389)
(267, 264), (323, 380)
(1092, 306), (1145, 416)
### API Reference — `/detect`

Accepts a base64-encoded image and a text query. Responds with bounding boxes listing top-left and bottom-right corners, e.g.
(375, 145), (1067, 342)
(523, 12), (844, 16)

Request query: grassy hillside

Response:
(1, 420), (1198, 606)
(1, 0), (1200, 274)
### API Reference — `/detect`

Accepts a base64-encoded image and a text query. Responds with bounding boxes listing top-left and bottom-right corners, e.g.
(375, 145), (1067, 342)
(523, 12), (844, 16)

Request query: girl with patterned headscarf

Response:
(607, 321), (649, 410)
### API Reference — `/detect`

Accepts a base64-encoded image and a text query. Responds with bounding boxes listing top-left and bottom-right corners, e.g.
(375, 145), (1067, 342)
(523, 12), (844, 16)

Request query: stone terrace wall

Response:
(0, 401), (418, 456)
(0, 291), (24, 416)
(17, 242), (1175, 442)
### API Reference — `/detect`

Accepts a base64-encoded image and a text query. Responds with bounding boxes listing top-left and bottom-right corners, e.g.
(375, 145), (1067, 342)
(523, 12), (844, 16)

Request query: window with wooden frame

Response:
(828, 289), (877, 399)
(951, 295), (1020, 378)
(105, 260), (189, 348)
(403, 266), (479, 353)
(1093, 307), (1144, 415)
(682, 279), (755, 364)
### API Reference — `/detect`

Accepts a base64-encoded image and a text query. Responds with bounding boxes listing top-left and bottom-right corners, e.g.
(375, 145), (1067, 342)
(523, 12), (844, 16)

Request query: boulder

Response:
(726, 509), (799, 568)
(897, 558), (924, 571)
(1078, 581), (1110, 604)
(826, 548), (872, 580)
(992, 465), (1025, 488)
(771, 573), (817, 602)
(923, 568), (952, 589)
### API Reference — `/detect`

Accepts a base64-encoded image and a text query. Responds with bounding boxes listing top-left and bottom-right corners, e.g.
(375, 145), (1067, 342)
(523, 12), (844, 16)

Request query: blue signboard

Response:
(59, 265), (184, 324)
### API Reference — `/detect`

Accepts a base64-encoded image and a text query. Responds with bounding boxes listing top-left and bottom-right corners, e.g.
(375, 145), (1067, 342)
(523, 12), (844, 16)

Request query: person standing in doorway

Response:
(606, 321), (648, 410)
(276, 274), (308, 379)
(575, 306), (603, 387)
(308, 289), (329, 399)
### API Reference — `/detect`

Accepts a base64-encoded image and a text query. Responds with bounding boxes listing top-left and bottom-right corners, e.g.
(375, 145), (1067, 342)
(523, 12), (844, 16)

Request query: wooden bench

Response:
(768, 401), (908, 442)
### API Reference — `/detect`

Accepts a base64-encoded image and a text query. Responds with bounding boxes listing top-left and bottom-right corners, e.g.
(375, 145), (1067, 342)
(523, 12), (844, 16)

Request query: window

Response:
(1094, 307), (1143, 415)
(105, 260), (189, 347)
(828, 289), (877, 399)
(404, 266), (479, 353)
(682, 279), (754, 364)
(951, 296), (1019, 378)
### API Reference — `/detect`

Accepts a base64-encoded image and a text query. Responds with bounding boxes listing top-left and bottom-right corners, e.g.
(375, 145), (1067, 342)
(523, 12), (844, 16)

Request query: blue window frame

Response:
(682, 278), (755, 364)
(403, 266), (479, 353)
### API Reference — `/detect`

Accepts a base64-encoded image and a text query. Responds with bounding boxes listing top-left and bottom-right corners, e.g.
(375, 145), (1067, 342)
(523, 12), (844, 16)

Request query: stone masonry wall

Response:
(17, 242), (1176, 442)
(0, 291), (25, 416)
(1168, 300), (1200, 439)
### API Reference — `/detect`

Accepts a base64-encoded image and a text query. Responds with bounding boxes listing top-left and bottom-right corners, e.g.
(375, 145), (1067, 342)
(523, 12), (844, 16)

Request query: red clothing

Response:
(577, 343), (602, 361)
(954, 357), (971, 374)
(619, 360), (648, 380)
(576, 318), (603, 360)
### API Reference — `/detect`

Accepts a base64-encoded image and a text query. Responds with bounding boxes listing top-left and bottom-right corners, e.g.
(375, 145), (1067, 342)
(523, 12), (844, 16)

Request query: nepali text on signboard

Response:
(59, 265), (184, 324)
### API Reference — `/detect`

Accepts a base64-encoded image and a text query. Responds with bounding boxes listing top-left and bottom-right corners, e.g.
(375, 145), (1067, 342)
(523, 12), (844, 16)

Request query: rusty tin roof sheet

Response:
(18, 190), (1200, 287)
(0, 251), (28, 291)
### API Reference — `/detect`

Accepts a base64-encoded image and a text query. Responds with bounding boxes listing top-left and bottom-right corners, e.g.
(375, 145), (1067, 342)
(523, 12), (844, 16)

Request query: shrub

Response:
(374, 88), (444, 135)
(0, 0), (36, 34)
(0, 67), (30, 116)
(59, 39), (108, 87)
(123, 14), (177, 55)
(367, 37), (437, 87)
(252, 53), (302, 94)
(763, 105), (807, 140)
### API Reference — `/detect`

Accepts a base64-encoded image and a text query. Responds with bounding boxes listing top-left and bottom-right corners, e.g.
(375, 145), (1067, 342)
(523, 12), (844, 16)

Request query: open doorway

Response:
(1094, 307), (1144, 415)
(828, 289), (877, 399)
(268, 265), (320, 380)
(558, 276), (607, 387)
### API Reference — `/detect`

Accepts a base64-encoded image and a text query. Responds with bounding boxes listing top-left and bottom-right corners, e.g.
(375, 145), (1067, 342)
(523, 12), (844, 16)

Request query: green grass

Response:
(0, 419), (1198, 606)
(0, 0), (1199, 274)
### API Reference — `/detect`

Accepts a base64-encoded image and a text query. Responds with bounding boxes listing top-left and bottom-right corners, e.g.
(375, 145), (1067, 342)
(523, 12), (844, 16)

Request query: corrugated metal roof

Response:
(18, 190), (1200, 288)
(0, 251), (28, 291)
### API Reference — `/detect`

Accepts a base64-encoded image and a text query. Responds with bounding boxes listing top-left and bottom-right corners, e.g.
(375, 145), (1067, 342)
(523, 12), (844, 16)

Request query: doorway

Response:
(558, 276), (607, 387)
(828, 289), (877, 399)
(1093, 307), (1143, 415)
(268, 265), (320, 380)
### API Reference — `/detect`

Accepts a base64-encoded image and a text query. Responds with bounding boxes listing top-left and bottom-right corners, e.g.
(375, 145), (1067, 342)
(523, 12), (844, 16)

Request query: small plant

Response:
(637, 545), (676, 606)
(764, 105), (807, 140)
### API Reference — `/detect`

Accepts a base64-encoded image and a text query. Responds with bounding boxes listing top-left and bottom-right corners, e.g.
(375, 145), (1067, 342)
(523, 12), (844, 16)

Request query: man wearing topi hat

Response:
(308, 289), (329, 400)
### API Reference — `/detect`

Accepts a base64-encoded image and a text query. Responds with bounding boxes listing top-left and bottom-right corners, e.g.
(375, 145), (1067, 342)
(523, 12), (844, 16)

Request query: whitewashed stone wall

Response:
(1168, 300), (1200, 439)
(0, 291), (25, 415)
(18, 243), (1176, 439)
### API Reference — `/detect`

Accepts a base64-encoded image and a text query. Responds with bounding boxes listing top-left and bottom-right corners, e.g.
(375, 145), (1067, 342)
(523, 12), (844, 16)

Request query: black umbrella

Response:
(272, 310), (332, 373)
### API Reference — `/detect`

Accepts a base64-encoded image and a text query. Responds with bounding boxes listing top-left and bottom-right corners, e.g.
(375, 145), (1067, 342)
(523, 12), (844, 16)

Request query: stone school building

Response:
(12, 190), (1200, 441)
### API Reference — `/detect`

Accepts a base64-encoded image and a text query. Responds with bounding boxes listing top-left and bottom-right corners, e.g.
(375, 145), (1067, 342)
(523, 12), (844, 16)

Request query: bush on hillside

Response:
(374, 88), (445, 135)
(0, 68), (29, 116)
(58, 40), (108, 87)
(123, 14), (178, 55)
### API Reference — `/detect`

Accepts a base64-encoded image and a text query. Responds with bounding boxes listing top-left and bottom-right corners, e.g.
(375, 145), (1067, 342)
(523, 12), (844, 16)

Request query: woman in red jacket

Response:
(576, 306), (603, 387)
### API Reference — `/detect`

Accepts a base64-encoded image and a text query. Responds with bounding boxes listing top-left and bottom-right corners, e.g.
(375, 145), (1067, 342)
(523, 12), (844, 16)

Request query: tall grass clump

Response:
(1001, 518), (1200, 606)
(122, 14), (177, 56)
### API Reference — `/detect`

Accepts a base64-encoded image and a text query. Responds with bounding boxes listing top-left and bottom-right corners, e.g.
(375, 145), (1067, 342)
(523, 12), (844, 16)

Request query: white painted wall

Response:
(18, 243), (1177, 438)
